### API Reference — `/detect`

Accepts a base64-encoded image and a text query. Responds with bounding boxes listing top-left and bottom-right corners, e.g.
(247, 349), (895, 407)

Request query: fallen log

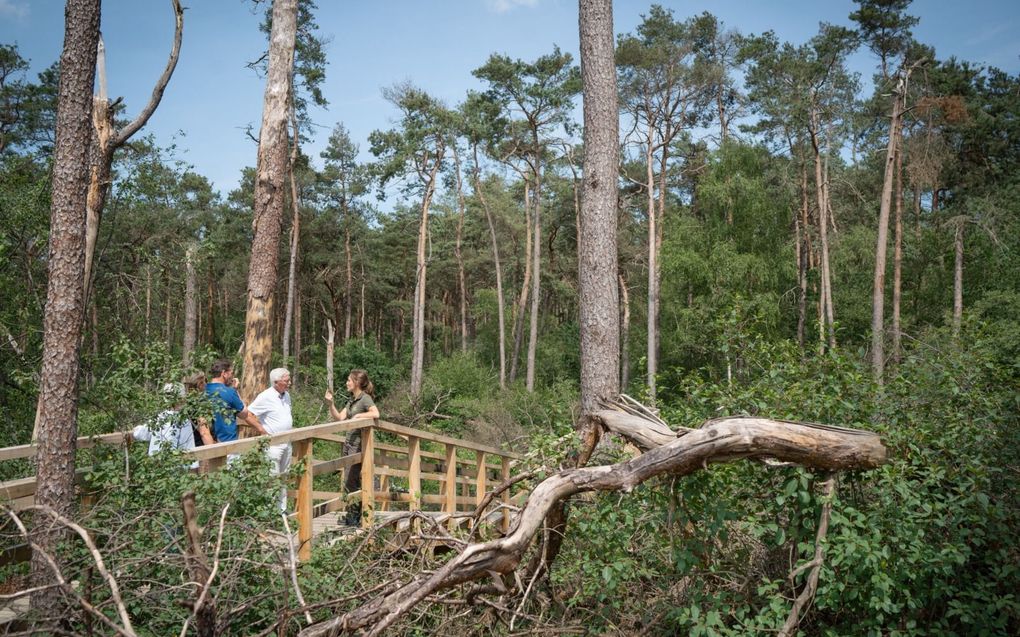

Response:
(300, 415), (886, 637)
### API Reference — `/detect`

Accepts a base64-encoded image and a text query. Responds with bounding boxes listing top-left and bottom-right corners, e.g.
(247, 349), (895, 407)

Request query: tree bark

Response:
(182, 242), (197, 367)
(892, 145), (903, 364)
(31, 0), (101, 615)
(474, 145), (507, 389)
(240, 0), (298, 405)
(282, 97), (300, 365)
(619, 272), (630, 390)
(453, 145), (469, 352)
(644, 129), (659, 404)
(526, 152), (542, 392)
(578, 0), (620, 416)
(299, 414), (886, 637)
(409, 154), (442, 401)
(871, 77), (905, 385)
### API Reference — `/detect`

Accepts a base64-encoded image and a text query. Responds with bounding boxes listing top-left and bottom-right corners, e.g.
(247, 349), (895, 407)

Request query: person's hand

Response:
(324, 390), (334, 403)
(231, 378), (240, 389)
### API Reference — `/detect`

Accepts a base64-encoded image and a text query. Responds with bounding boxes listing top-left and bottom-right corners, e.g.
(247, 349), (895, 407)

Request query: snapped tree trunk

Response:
(31, 0), (101, 615)
(240, 0), (298, 405)
(298, 413), (886, 637)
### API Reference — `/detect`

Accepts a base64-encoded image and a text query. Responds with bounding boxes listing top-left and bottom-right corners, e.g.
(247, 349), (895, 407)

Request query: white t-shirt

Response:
(133, 409), (197, 467)
(248, 387), (294, 436)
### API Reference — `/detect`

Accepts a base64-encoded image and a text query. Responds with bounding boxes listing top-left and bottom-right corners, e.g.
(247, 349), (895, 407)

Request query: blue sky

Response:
(2, 0), (1018, 199)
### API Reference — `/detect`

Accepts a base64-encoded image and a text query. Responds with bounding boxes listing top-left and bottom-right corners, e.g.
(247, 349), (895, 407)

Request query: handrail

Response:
(1, 418), (522, 563)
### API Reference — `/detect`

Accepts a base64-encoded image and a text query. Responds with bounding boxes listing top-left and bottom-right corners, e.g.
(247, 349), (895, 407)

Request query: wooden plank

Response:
(360, 427), (375, 529)
(294, 439), (313, 561)
(372, 421), (521, 459)
(311, 453), (360, 475)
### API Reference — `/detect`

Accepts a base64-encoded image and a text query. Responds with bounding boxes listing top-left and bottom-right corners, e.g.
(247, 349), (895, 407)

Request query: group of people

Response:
(132, 359), (378, 522)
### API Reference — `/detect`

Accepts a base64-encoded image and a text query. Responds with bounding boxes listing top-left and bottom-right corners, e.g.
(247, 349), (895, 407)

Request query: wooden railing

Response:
(0, 419), (521, 561)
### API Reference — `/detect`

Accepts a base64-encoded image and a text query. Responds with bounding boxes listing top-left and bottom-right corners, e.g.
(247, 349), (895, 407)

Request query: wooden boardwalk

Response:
(0, 419), (522, 564)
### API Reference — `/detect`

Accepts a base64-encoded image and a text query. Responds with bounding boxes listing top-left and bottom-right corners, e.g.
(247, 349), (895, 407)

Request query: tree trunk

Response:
(300, 413), (886, 637)
(474, 146), (507, 389)
(952, 221), (964, 338)
(31, 0), (100, 615)
(526, 153), (543, 392)
(509, 179), (532, 383)
(619, 273), (630, 391)
(453, 145), (469, 352)
(578, 0), (620, 418)
(282, 100), (300, 365)
(409, 158), (441, 401)
(871, 81), (905, 386)
(344, 218), (353, 343)
(182, 242), (197, 367)
(240, 0), (298, 405)
(293, 285), (301, 388)
(892, 146), (903, 364)
(645, 130), (658, 404)
(810, 109), (835, 352)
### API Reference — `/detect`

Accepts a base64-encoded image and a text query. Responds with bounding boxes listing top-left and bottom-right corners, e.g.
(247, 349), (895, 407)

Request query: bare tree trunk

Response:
(31, 0), (100, 615)
(797, 161), (810, 349)
(810, 111), (835, 351)
(282, 100), (300, 366)
(182, 242), (197, 367)
(240, 0), (298, 405)
(293, 285), (301, 388)
(509, 180), (532, 383)
(474, 146), (506, 389)
(343, 221), (353, 343)
(872, 79), (905, 386)
(644, 132), (658, 404)
(359, 256), (366, 339)
(526, 153), (543, 392)
(453, 145), (469, 352)
(952, 221), (964, 338)
(892, 146), (903, 364)
(409, 159), (441, 401)
(619, 273), (630, 390)
(578, 0), (620, 419)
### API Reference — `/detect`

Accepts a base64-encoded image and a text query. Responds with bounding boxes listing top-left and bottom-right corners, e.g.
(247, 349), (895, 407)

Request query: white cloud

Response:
(0, 0), (28, 19)
(487, 0), (539, 14)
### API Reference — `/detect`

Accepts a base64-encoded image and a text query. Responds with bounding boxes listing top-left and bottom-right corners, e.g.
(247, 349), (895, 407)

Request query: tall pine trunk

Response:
(409, 158), (441, 400)
(240, 0), (298, 404)
(578, 0), (620, 457)
(892, 146), (904, 364)
(871, 82), (904, 385)
(453, 145), (469, 352)
(32, 0), (100, 615)
(509, 180), (532, 383)
(282, 99), (300, 365)
(526, 150), (543, 392)
(644, 132), (658, 404)
(474, 145), (507, 388)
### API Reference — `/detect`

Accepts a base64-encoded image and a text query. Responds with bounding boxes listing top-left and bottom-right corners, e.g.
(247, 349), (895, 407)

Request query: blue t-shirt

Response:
(206, 382), (245, 442)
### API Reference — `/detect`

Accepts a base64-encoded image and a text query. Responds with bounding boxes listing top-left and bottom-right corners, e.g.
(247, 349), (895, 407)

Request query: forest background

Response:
(1, 0), (1018, 634)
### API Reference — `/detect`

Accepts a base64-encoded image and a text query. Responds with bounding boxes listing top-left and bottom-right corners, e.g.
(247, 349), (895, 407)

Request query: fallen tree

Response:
(300, 411), (886, 636)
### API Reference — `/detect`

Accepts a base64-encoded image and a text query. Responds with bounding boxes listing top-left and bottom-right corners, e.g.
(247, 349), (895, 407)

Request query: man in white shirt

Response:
(247, 368), (293, 511)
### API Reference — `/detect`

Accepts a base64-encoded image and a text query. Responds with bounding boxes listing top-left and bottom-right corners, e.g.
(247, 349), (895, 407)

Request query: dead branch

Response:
(179, 492), (216, 637)
(111, 0), (184, 148)
(299, 416), (886, 636)
(779, 474), (836, 637)
(179, 502), (230, 637)
(281, 512), (314, 625)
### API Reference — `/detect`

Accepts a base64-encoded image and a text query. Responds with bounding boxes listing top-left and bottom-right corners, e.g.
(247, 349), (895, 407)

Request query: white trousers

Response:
(267, 443), (292, 511)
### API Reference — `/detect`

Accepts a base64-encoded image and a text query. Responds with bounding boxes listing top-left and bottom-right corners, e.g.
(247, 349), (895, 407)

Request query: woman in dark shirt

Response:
(324, 369), (380, 525)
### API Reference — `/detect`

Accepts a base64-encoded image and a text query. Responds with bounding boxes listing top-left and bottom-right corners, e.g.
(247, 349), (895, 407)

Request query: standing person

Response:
(324, 369), (380, 525)
(132, 382), (201, 469)
(182, 370), (215, 446)
(248, 368), (293, 511)
(206, 359), (267, 445)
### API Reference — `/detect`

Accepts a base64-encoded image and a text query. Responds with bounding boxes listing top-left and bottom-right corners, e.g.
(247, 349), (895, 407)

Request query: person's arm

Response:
(240, 407), (269, 436)
(196, 417), (215, 445)
(324, 390), (347, 421)
(352, 404), (380, 420)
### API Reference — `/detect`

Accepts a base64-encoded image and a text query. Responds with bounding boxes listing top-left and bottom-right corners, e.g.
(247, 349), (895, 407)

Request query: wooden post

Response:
(408, 436), (421, 528)
(444, 444), (457, 529)
(501, 455), (511, 534)
(294, 439), (313, 561)
(475, 452), (487, 507)
(359, 426), (375, 529)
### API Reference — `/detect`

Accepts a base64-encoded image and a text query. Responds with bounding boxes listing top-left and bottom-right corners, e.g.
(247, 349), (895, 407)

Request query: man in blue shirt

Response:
(206, 359), (266, 441)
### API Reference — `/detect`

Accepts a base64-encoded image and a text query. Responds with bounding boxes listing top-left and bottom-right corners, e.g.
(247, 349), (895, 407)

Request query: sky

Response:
(2, 0), (1018, 200)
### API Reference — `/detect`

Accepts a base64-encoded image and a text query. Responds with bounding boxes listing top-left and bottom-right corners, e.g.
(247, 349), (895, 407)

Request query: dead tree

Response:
(299, 410), (886, 636)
